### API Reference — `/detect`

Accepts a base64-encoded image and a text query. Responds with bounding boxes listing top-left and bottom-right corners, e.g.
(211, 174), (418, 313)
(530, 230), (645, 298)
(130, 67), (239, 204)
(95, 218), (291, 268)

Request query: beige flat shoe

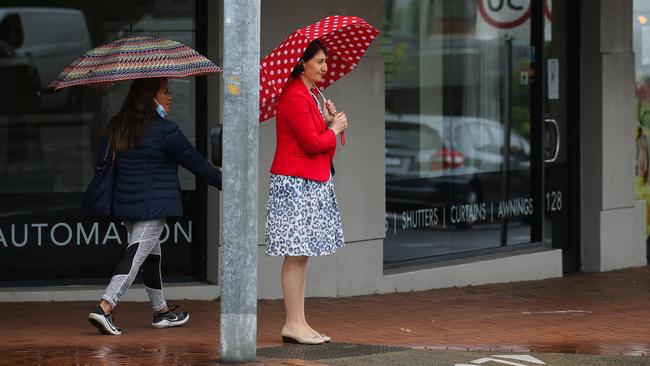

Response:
(281, 332), (325, 345)
(319, 333), (331, 342)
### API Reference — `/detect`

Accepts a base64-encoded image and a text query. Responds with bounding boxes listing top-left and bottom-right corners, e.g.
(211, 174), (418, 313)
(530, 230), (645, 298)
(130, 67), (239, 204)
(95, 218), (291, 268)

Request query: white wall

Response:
(581, 0), (647, 271)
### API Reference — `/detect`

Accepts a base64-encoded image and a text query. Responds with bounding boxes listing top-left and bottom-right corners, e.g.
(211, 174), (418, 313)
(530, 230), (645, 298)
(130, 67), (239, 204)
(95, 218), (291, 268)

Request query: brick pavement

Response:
(270, 266), (650, 355)
(1, 266), (649, 364)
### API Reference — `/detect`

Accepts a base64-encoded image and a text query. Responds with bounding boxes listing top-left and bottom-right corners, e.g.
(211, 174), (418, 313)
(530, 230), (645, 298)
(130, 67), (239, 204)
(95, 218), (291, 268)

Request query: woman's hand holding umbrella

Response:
(329, 111), (348, 136)
(323, 98), (348, 143)
(324, 98), (337, 118)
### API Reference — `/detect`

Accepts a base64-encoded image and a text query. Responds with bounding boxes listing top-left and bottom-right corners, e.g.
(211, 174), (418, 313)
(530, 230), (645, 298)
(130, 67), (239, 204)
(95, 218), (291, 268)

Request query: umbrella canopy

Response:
(49, 35), (221, 90)
(259, 15), (379, 122)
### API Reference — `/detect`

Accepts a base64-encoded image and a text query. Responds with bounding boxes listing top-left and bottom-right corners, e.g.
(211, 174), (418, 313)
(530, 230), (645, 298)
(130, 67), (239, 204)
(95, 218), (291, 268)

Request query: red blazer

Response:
(270, 78), (336, 182)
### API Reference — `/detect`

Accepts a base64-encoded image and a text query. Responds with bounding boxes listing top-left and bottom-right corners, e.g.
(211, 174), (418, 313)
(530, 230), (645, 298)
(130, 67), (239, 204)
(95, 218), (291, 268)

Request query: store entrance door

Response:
(538, 0), (581, 272)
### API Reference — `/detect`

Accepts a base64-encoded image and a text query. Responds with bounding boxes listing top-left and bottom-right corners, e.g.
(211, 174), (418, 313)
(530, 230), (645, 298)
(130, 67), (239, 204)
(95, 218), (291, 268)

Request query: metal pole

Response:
(530, 0), (545, 243)
(220, 0), (260, 362)
(500, 36), (513, 246)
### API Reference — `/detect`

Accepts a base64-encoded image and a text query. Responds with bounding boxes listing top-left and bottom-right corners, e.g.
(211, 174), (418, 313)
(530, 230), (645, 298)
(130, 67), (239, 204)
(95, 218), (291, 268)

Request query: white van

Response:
(0, 7), (91, 110)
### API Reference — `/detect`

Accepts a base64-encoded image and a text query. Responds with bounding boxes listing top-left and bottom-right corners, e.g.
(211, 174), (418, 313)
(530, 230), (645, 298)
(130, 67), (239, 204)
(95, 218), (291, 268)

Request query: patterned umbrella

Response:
(259, 15), (379, 122)
(49, 35), (221, 90)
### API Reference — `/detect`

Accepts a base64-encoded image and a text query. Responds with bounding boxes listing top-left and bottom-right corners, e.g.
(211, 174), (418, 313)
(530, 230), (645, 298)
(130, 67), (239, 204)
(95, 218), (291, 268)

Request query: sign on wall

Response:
(476, 0), (552, 40)
(0, 193), (199, 284)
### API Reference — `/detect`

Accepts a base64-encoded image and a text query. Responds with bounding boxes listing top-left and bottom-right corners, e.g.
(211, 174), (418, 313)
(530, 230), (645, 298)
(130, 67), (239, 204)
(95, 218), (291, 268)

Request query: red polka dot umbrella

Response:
(259, 15), (380, 126)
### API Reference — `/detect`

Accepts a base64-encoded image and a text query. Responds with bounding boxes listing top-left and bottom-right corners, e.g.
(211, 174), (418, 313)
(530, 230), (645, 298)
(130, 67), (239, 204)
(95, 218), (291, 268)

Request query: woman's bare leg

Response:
(99, 299), (112, 314)
(281, 256), (314, 339)
(298, 258), (321, 336)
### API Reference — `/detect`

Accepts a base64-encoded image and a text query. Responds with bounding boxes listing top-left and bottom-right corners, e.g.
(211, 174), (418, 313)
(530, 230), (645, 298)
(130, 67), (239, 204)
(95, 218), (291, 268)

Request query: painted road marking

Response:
(493, 355), (546, 364)
(455, 354), (546, 366)
(521, 310), (591, 315)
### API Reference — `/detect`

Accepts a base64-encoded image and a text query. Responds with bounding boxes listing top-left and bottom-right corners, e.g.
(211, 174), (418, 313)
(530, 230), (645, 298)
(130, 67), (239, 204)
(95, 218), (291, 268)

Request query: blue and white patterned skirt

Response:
(265, 174), (345, 256)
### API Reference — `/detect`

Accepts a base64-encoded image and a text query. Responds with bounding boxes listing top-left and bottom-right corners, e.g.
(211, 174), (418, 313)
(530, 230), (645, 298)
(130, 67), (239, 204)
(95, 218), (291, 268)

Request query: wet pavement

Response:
(1, 266), (650, 365)
(0, 346), (334, 365)
(325, 349), (650, 366)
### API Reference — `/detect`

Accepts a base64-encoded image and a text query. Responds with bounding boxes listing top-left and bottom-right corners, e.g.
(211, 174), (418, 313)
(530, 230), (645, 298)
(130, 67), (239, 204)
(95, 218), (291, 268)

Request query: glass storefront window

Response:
(383, 0), (534, 265)
(0, 1), (204, 284)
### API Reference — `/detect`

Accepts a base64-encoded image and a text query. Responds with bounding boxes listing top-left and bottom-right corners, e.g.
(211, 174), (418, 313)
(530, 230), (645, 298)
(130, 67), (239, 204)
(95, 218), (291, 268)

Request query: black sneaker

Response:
(88, 305), (122, 335)
(152, 305), (190, 328)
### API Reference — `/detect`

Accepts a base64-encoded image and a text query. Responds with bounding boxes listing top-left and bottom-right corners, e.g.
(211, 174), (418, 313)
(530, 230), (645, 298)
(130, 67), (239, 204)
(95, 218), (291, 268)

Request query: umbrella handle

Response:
(340, 131), (346, 145)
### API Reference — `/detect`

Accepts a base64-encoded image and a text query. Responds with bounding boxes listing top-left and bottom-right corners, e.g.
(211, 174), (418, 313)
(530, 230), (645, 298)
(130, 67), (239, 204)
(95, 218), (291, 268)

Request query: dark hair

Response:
(106, 78), (166, 151)
(290, 39), (328, 77)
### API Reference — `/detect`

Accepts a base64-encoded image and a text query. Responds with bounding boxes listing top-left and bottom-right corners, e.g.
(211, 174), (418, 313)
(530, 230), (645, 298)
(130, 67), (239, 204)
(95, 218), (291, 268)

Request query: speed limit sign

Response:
(476, 0), (552, 40)
(477, 0), (532, 29)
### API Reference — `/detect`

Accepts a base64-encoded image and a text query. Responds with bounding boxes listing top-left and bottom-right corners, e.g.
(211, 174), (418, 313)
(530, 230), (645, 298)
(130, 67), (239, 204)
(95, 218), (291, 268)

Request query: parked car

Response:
(385, 114), (531, 218)
(0, 7), (91, 111)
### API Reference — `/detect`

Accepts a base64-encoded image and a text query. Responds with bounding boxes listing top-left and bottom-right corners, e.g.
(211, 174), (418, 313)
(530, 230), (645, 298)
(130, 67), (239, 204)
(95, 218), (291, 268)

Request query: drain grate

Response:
(257, 342), (408, 360)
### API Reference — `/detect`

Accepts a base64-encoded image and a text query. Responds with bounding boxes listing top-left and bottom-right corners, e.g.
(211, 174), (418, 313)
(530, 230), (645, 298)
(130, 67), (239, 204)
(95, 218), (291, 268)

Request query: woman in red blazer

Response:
(265, 39), (348, 345)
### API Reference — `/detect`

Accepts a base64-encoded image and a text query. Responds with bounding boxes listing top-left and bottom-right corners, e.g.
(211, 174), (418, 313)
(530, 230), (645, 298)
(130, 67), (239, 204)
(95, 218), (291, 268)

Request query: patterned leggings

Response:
(101, 219), (167, 312)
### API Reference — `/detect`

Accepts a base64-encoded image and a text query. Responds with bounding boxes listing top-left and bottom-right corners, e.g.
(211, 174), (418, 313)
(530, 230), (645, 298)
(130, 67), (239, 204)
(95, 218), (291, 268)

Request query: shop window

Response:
(383, 0), (533, 266)
(0, 1), (205, 284)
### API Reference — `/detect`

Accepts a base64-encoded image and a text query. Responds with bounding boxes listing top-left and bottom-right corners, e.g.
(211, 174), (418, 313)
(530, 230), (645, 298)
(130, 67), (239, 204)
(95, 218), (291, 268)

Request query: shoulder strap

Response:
(103, 139), (116, 163)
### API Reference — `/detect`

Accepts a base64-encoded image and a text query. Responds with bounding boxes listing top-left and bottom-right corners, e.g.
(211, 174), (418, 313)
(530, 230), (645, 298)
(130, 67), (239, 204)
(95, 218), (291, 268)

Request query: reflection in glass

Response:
(634, 0), (650, 239)
(0, 1), (201, 284)
(383, 0), (533, 265)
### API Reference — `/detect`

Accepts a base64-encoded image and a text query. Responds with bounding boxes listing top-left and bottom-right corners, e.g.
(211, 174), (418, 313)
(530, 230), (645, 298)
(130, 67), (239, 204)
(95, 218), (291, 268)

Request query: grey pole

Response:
(500, 36), (513, 247)
(220, 0), (260, 362)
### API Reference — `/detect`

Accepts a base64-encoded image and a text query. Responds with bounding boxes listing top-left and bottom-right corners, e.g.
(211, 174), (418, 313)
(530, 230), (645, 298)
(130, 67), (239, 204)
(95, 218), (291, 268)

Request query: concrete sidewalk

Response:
(1, 266), (650, 365)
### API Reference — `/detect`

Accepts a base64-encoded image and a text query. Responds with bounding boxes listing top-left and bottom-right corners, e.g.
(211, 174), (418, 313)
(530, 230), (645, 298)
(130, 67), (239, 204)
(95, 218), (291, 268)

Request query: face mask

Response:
(154, 98), (167, 118)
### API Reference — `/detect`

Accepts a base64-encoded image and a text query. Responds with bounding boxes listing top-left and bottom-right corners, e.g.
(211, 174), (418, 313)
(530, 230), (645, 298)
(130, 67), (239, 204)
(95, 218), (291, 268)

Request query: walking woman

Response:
(265, 39), (348, 345)
(88, 78), (222, 335)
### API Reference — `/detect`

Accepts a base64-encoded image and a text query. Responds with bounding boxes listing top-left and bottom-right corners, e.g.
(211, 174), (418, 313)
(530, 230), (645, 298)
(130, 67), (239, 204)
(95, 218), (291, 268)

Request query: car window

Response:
(456, 122), (500, 154)
(486, 125), (504, 151)
(22, 12), (84, 47)
(0, 13), (24, 49)
(386, 121), (442, 150)
(510, 133), (530, 160)
(0, 40), (14, 57)
(451, 123), (469, 150)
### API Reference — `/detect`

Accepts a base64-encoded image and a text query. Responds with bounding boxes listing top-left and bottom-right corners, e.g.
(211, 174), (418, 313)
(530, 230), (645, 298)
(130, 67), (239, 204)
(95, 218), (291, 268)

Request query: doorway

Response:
(535, 0), (581, 273)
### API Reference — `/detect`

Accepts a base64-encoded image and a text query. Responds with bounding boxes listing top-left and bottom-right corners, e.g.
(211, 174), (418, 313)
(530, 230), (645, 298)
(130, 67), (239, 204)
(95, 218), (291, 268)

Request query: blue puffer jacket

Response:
(97, 117), (221, 220)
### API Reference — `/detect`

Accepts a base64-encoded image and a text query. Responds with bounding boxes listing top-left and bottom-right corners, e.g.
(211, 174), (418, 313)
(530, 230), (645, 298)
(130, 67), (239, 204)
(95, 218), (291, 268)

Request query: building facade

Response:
(0, 0), (646, 301)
